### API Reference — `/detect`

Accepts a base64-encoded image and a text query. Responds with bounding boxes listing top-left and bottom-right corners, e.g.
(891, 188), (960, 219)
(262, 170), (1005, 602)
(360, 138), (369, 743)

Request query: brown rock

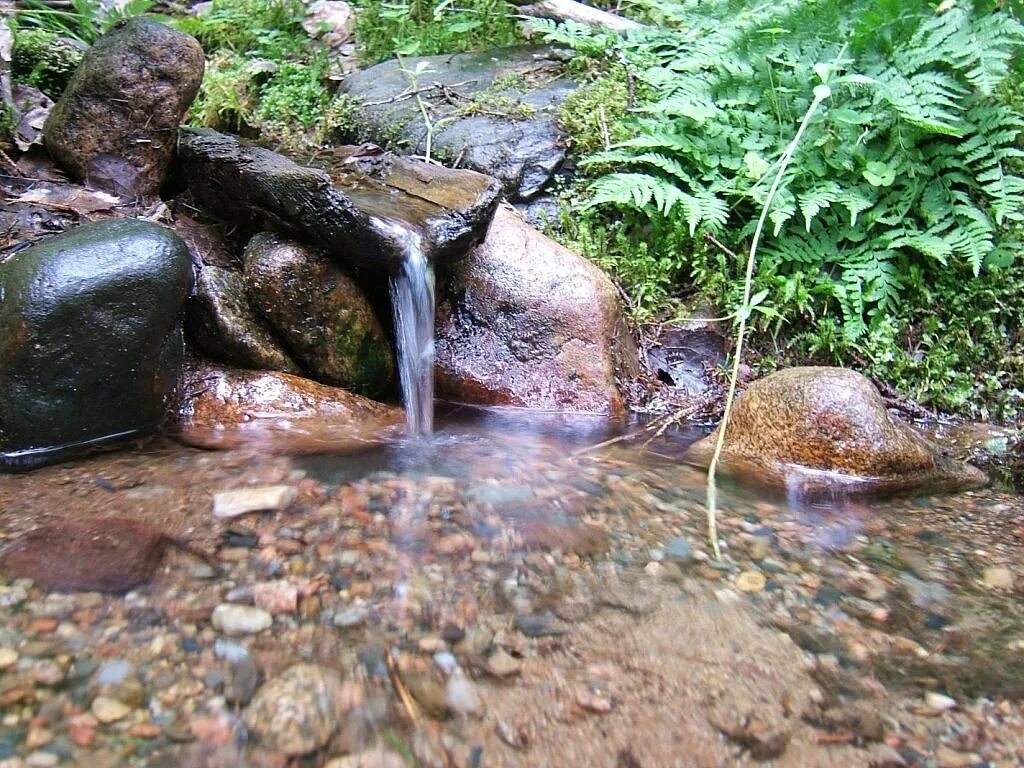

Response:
(174, 364), (404, 453)
(0, 518), (172, 593)
(243, 233), (394, 396)
(243, 664), (345, 755)
(686, 367), (987, 496)
(43, 19), (204, 196)
(436, 207), (637, 415)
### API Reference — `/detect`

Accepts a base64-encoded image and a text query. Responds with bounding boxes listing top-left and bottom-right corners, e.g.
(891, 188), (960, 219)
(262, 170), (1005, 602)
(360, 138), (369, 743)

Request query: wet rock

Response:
(325, 748), (406, 768)
(174, 364), (404, 453)
(0, 519), (173, 594)
(243, 663), (345, 755)
(243, 233), (393, 395)
(211, 604), (272, 636)
(436, 207), (638, 415)
(686, 367), (987, 496)
(982, 566), (1014, 590)
(90, 696), (130, 724)
(0, 220), (191, 470)
(252, 581), (298, 615)
(303, 1), (354, 50)
(646, 318), (725, 396)
(342, 47), (574, 200)
(177, 128), (499, 269)
(186, 265), (300, 374)
(43, 19), (204, 196)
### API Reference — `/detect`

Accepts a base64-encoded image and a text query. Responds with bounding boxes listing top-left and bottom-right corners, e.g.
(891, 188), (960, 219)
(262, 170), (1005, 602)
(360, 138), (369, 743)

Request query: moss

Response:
(255, 58), (332, 130)
(11, 29), (85, 99)
(558, 75), (632, 156)
(187, 51), (258, 131)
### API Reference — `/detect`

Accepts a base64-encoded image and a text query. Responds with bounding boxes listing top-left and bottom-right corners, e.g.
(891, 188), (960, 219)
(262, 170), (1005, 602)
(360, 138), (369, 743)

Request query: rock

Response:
(90, 696), (131, 724)
(646, 318), (725, 396)
(664, 536), (693, 563)
(0, 220), (191, 470)
(253, 581), (299, 615)
(213, 487), (297, 519)
(435, 207), (637, 415)
(982, 566), (1014, 590)
(243, 233), (393, 395)
(186, 265), (301, 374)
(303, 1), (354, 50)
(177, 128), (500, 269)
(211, 604), (273, 636)
(43, 18), (204, 196)
(446, 674), (483, 716)
(735, 570), (766, 593)
(342, 47), (575, 200)
(924, 691), (957, 711)
(484, 649), (522, 678)
(243, 664), (345, 755)
(0, 518), (173, 593)
(174, 364), (404, 453)
(686, 367), (987, 496)
(325, 748), (406, 768)
(0, 649), (17, 671)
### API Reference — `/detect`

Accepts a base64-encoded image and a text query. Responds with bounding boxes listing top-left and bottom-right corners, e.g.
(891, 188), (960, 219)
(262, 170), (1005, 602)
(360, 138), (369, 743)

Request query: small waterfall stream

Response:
(375, 218), (435, 434)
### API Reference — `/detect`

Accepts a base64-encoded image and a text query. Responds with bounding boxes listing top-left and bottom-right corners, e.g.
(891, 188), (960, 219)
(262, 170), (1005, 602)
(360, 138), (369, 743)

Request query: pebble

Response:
(445, 674), (482, 716)
(924, 691), (957, 711)
(664, 536), (693, 563)
(748, 535), (772, 561)
(0, 649), (16, 671)
(213, 486), (297, 519)
(243, 664), (345, 755)
(982, 566), (1014, 590)
(211, 604), (273, 636)
(90, 696), (131, 724)
(332, 606), (368, 628)
(485, 649), (522, 678)
(93, 659), (134, 687)
(325, 748), (406, 768)
(735, 570), (766, 593)
(24, 753), (57, 768)
(433, 651), (458, 675)
(253, 581), (298, 614)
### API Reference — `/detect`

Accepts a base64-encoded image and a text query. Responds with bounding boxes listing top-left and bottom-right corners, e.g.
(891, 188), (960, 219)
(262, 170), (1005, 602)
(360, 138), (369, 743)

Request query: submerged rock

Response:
(186, 264), (301, 375)
(243, 233), (393, 395)
(342, 46), (574, 200)
(43, 18), (204, 196)
(177, 128), (500, 268)
(174, 364), (404, 453)
(0, 219), (192, 471)
(0, 519), (173, 593)
(685, 367), (987, 495)
(435, 206), (638, 415)
(243, 664), (345, 755)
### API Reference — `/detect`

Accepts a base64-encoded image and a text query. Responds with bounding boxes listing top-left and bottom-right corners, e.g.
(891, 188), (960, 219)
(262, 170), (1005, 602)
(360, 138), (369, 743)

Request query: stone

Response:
(664, 537), (693, 563)
(0, 518), (173, 594)
(243, 233), (393, 395)
(213, 487), (297, 519)
(243, 663), (345, 755)
(177, 128), (500, 269)
(211, 604), (273, 636)
(0, 220), (192, 471)
(342, 47), (575, 200)
(686, 367), (987, 496)
(325, 749), (406, 768)
(90, 696), (131, 724)
(174, 364), (404, 453)
(185, 265), (300, 374)
(982, 566), (1014, 590)
(252, 581), (299, 615)
(735, 570), (766, 593)
(435, 207), (638, 415)
(924, 691), (957, 711)
(0, 649), (17, 671)
(446, 674), (482, 716)
(42, 18), (204, 196)
(646, 318), (726, 396)
(302, 1), (354, 50)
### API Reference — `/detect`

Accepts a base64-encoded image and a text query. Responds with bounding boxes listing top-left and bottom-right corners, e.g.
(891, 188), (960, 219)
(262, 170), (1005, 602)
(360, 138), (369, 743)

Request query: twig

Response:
(386, 651), (421, 726)
(703, 231), (740, 260)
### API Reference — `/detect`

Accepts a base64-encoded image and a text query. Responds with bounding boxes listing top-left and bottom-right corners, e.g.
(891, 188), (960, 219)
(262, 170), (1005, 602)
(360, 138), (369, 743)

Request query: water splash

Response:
(376, 218), (435, 434)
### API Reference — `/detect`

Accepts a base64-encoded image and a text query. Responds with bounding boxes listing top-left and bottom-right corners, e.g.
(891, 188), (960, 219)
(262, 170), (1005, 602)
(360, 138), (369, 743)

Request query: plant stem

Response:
(704, 84), (831, 561)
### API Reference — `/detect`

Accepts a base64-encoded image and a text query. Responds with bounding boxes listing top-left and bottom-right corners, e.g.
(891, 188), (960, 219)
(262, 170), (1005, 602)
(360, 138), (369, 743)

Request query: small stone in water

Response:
(213, 486), (297, 519)
(735, 570), (766, 593)
(0, 648), (16, 670)
(214, 639), (250, 663)
(253, 580), (298, 614)
(211, 604), (273, 636)
(982, 566), (1014, 591)
(924, 691), (957, 711)
(93, 659), (134, 687)
(91, 696), (131, 724)
(664, 537), (693, 563)
(333, 606), (368, 628)
(446, 674), (482, 716)
(433, 651), (458, 675)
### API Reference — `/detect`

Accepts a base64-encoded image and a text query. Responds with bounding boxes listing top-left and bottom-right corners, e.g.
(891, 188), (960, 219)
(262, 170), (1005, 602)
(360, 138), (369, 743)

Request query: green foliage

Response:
(175, 0), (307, 57)
(559, 75), (633, 156)
(256, 57), (332, 129)
(10, 0), (156, 44)
(544, 0), (1024, 419)
(353, 0), (522, 65)
(10, 28), (85, 99)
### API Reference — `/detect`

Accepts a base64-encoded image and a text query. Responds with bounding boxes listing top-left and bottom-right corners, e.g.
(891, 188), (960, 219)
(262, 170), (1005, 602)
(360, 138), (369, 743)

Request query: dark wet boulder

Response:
(685, 367), (988, 495)
(435, 206), (638, 415)
(177, 129), (501, 269)
(341, 46), (574, 201)
(186, 265), (301, 375)
(43, 18), (204, 196)
(243, 233), (394, 396)
(0, 219), (192, 471)
(174, 364), (404, 454)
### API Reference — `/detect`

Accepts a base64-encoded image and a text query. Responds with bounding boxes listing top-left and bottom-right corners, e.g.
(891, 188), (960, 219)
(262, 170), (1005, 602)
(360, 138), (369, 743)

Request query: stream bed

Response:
(0, 409), (1022, 767)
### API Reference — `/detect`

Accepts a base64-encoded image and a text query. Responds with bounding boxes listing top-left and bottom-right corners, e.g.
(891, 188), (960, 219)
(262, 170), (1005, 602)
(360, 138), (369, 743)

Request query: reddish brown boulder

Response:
(174, 365), (404, 453)
(435, 207), (637, 415)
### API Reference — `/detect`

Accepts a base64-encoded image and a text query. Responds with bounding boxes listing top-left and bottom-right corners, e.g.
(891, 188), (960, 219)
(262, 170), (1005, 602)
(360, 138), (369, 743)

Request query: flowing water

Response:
(1, 412), (1023, 765)
(376, 217), (436, 435)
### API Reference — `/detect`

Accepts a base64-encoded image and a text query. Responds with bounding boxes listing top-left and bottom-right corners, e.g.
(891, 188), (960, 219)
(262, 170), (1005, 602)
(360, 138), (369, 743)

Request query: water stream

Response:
(375, 218), (436, 435)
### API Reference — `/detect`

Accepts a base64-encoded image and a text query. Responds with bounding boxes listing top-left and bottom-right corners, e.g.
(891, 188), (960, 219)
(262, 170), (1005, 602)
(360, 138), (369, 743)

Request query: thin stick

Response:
(704, 83), (832, 560)
(387, 651), (421, 726)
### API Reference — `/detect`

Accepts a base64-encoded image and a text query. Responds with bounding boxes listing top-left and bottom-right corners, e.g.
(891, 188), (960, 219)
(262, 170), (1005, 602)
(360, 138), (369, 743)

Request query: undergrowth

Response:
(545, 0), (1024, 421)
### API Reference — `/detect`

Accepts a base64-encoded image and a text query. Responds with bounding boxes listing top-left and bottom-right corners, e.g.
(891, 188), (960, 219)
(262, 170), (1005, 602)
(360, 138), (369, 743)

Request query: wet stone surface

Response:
(0, 410), (1022, 766)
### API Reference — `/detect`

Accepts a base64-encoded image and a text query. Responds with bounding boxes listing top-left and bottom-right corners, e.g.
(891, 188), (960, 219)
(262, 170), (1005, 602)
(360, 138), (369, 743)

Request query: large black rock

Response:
(0, 219), (192, 471)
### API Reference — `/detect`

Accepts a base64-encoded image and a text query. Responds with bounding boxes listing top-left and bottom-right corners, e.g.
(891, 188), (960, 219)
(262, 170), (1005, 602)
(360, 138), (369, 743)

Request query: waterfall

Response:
(375, 218), (435, 434)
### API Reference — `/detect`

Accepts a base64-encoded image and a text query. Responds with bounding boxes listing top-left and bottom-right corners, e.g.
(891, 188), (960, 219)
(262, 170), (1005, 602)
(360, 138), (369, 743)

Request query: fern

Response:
(545, 0), (1024, 341)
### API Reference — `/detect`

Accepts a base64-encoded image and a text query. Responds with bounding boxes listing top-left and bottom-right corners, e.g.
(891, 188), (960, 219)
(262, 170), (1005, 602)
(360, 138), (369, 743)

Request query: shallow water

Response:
(0, 408), (1022, 766)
